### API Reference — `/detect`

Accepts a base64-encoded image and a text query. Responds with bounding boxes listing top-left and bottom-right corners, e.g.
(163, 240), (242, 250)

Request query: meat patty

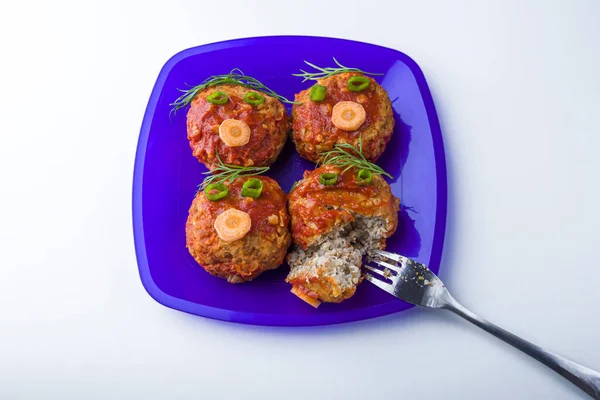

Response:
(291, 72), (394, 163)
(186, 176), (291, 283)
(286, 165), (400, 305)
(187, 85), (290, 169)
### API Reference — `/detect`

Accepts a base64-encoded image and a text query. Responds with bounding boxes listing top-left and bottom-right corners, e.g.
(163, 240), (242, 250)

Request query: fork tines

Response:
(364, 250), (440, 305)
(362, 250), (408, 294)
(372, 249), (410, 265)
(363, 262), (397, 295)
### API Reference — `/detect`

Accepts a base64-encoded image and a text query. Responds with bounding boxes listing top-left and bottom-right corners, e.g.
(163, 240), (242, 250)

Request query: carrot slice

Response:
(213, 208), (251, 242)
(291, 286), (321, 308)
(331, 101), (366, 131)
(218, 119), (251, 147)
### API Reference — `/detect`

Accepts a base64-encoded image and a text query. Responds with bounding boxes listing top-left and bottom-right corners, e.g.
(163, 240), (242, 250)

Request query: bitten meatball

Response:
(292, 72), (394, 163)
(286, 165), (399, 305)
(186, 176), (291, 283)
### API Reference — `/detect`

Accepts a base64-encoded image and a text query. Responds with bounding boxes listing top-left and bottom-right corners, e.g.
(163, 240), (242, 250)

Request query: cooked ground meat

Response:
(286, 165), (400, 304)
(187, 85), (290, 169)
(291, 72), (394, 163)
(186, 176), (291, 283)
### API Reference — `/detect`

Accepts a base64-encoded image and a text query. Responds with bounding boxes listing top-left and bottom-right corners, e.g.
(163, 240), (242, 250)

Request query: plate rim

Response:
(132, 35), (447, 326)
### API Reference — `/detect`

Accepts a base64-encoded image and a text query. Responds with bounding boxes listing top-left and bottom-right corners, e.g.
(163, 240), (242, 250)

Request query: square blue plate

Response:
(133, 36), (447, 326)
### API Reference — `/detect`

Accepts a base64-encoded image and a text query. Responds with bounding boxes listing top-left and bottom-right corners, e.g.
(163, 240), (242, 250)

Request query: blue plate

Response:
(133, 36), (447, 326)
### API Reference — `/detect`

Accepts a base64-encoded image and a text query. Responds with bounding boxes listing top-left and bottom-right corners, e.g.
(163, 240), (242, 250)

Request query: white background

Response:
(1, 1), (599, 399)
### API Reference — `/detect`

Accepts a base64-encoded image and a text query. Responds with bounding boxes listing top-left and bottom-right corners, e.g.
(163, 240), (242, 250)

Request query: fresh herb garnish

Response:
(319, 135), (392, 179)
(293, 58), (383, 83)
(199, 150), (269, 190)
(171, 68), (298, 115)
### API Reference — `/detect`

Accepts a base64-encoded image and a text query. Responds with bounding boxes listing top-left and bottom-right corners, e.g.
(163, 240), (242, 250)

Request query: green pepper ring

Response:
(207, 91), (229, 105)
(241, 178), (264, 198)
(243, 92), (265, 106)
(309, 85), (327, 102)
(204, 183), (229, 201)
(356, 169), (373, 185)
(319, 173), (338, 186)
(346, 76), (370, 92)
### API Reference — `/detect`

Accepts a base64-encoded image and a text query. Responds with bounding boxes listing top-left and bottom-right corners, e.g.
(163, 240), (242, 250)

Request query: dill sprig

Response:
(199, 150), (269, 190)
(292, 58), (384, 83)
(319, 135), (393, 179)
(171, 68), (298, 115)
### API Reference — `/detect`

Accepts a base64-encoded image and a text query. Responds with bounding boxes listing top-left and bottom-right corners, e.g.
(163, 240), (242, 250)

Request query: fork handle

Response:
(444, 301), (600, 399)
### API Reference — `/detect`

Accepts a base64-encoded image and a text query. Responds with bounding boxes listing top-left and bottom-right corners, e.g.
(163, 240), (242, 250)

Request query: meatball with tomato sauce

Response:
(186, 176), (291, 283)
(187, 85), (290, 169)
(286, 165), (399, 306)
(292, 72), (394, 163)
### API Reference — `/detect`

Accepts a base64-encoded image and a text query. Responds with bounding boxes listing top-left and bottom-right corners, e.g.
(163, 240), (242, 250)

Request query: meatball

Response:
(187, 85), (290, 169)
(286, 165), (399, 305)
(186, 176), (291, 283)
(291, 72), (394, 163)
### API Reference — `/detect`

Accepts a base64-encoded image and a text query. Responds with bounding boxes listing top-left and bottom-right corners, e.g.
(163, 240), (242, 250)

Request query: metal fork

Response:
(365, 249), (600, 399)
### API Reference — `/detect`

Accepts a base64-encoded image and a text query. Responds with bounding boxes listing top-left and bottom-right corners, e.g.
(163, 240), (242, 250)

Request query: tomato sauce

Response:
(292, 73), (384, 149)
(203, 176), (288, 236)
(187, 85), (288, 167)
(289, 165), (398, 249)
